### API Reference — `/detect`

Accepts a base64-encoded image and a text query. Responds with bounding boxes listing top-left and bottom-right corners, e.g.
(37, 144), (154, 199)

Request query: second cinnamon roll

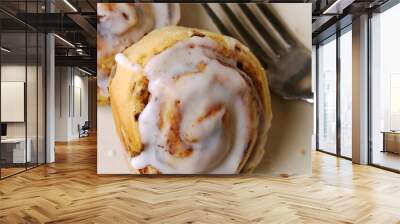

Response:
(97, 3), (180, 104)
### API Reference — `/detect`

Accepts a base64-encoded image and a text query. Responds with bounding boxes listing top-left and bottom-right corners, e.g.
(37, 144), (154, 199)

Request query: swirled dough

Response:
(110, 27), (272, 174)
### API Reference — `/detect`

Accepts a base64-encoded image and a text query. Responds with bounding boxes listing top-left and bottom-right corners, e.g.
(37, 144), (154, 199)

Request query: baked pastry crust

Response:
(109, 26), (272, 174)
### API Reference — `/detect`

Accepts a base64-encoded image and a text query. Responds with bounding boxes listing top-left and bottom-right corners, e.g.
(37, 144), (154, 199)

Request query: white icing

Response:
(125, 36), (257, 174)
(115, 53), (142, 73)
(152, 3), (181, 28)
(98, 3), (139, 36)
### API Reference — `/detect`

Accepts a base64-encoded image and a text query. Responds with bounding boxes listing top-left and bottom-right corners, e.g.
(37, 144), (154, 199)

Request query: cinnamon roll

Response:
(97, 3), (180, 104)
(109, 26), (272, 174)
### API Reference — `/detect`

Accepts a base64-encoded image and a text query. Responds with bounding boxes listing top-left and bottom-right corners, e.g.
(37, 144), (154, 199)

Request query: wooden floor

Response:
(373, 150), (400, 171)
(1, 135), (400, 223)
(1, 163), (42, 178)
(0, 167), (26, 178)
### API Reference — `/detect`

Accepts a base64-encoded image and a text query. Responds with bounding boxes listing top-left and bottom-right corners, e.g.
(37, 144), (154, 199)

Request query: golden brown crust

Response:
(110, 70), (149, 156)
(139, 165), (160, 174)
(109, 26), (272, 173)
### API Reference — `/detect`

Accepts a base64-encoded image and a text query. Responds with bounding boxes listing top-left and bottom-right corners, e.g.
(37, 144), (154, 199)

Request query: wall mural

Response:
(97, 3), (312, 175)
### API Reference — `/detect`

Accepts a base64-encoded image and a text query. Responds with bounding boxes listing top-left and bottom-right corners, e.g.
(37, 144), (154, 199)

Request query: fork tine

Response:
(230, 3), (279, 62)
(237, 4), (286, 56)
(203, 4), (248, 49)
(256, 4), (296, 47)
(218, 3), (272, 67)
(203, 3), (277, 65)
(203, 3), (312, 100)
(201, 3), (231, 37)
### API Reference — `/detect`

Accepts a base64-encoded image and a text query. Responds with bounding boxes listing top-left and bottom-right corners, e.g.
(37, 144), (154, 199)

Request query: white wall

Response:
(1, 65), (38, 138)
(54, 67), (89, 141)
(1, 65), (26, 139)
(1, 64), (46, 164)
(55, 67), (69, 141)
(69, 73), (89, 139)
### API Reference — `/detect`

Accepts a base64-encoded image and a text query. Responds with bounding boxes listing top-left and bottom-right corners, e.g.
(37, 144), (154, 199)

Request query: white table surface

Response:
(1, 137), (32, 163)
(1, 138), (26, 143)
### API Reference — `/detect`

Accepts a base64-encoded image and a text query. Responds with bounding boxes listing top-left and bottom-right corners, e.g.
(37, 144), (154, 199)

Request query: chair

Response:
(79, 121), (90, 138)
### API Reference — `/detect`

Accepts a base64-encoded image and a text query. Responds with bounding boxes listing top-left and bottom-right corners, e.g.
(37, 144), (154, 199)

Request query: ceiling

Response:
(0, 0), (96, 74)
(0, 0), (395, 73)
(309, 0), (391, 43)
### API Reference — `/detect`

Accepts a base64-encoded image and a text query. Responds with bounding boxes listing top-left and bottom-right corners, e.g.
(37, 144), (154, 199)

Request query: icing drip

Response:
(115, 53), (142, 73)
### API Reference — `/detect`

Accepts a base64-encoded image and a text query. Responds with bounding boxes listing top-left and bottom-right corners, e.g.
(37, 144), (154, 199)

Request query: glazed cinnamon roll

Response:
(97, 3), (180, 104)
(109, 26), (272, 174)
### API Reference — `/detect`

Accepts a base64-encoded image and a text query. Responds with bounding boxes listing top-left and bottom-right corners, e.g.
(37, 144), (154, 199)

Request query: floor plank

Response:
(1, 135), (400, 223)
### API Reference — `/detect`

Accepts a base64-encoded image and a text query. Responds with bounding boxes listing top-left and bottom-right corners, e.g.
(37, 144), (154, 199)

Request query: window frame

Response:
(0, 0), (48, 180)
(315, 24), (353, 160)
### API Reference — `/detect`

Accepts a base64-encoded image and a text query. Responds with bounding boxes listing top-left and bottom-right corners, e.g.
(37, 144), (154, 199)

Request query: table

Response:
(1, 138), (31, 164)
(381, 131), (400, 154)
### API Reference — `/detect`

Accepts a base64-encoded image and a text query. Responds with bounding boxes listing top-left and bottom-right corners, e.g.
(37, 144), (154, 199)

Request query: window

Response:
(370, 3), (400, 171)
(339, 28), (352, 158)
(0, 0), (47, 179)
(316, 25), (353, 159)
(317, 36), (337, 154)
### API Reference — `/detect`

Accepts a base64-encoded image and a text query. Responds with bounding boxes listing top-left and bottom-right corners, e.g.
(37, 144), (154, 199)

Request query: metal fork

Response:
(202, 3), (312, 100)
